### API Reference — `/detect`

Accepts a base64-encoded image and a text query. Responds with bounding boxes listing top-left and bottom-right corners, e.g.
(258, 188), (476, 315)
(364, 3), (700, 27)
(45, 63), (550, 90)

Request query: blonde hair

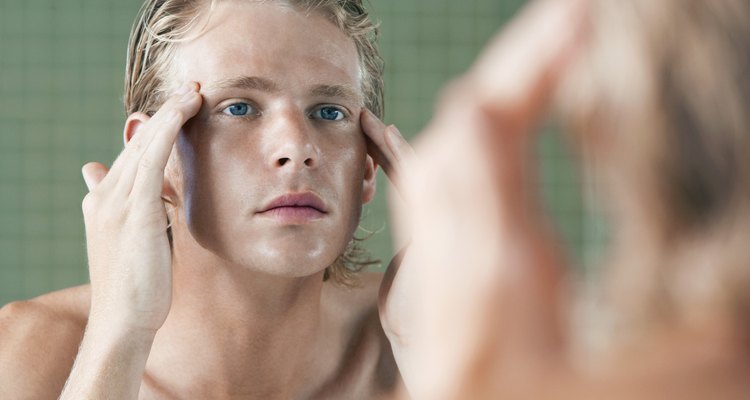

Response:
(562, 0), (750, 335)
(124, 0), (383, 285)
(125, 0), (384, 117)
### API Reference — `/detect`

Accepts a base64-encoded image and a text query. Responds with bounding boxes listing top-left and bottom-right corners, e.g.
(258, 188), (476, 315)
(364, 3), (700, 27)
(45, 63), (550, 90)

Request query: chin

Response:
(225, 234), (347, 278)
(183, 210), (358, 278)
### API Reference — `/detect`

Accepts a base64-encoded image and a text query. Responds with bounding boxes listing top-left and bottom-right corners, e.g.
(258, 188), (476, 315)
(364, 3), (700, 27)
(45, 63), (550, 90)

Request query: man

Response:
(0, 0), (409, 398)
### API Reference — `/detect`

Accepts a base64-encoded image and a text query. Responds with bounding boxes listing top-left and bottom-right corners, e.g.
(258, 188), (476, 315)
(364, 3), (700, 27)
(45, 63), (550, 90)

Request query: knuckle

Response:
(81, 192), (99, 213)
(128, 135), (145, 152)
(82, 192), (127, 228)
(163, 107), (185, 125)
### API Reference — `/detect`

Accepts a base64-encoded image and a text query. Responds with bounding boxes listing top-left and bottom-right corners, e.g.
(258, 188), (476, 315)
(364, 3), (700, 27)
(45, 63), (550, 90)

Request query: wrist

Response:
(88, 301), (167, 335)
(60, 317), (157, 400)
(85, 313), (160, 344)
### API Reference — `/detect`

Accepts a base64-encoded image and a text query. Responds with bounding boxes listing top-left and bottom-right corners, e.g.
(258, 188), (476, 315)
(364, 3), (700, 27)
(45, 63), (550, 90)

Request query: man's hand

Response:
(368, 0), (589, 398)
(60, 83), (202, 400)
(81, 83), (201, 334)
(360, 109), (419, 385)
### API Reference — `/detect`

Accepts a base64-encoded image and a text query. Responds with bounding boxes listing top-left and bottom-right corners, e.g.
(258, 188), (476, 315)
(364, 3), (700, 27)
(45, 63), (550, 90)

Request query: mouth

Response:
(257, 192), (328, 224)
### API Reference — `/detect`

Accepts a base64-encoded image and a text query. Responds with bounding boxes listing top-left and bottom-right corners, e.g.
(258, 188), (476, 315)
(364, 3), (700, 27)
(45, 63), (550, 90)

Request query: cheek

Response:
(174, 122), (258, 237)
(327, 131), (366, 187)
(325, 134), (367, 232)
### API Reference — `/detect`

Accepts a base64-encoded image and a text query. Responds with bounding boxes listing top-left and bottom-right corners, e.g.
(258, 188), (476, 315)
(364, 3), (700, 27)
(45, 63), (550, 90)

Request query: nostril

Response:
(275, 157), (314, 168)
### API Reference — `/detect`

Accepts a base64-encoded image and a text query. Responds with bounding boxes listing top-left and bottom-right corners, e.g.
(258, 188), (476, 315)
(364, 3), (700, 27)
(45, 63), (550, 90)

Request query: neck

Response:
(145, 226), (329, 397)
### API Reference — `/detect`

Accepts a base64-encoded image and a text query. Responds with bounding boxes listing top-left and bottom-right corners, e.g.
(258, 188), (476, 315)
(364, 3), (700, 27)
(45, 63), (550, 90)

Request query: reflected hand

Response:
(378, 0), (589, 398)
(360, 110), (420, 384)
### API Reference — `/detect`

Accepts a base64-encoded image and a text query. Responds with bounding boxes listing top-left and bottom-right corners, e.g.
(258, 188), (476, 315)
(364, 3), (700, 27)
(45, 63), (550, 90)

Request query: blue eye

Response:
(222, 102), (252, 116)
(314, 106), (345, 121)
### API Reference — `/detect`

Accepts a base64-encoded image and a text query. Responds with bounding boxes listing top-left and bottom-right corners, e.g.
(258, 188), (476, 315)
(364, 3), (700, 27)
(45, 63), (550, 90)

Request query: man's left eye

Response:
(313, 106), (345, 121)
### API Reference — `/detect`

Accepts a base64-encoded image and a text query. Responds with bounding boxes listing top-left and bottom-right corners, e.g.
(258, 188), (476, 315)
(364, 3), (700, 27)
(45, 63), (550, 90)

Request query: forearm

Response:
(59, 321), (156, 400)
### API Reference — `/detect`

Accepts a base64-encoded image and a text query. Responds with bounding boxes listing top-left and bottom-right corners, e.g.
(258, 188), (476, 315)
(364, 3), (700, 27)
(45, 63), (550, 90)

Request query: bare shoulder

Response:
(0, 285), (90, 400)
(319, 271), (401, 398)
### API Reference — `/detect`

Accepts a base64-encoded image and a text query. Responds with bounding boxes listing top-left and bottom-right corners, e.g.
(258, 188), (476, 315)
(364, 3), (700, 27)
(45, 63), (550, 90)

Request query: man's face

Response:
(167, 1), (376, 276)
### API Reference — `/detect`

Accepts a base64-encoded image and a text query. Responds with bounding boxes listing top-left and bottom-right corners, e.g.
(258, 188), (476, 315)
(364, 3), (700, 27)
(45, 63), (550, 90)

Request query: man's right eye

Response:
(221, 102), (253, 116)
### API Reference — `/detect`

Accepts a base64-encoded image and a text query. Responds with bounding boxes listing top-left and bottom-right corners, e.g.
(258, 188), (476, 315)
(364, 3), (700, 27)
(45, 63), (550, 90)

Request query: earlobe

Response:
(123, 112), (151, 145)
(362, 155), (378, 204)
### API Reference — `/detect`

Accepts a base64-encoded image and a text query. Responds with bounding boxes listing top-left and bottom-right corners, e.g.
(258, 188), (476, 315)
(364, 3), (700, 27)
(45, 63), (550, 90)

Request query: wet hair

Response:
(125, 0), (383, 118)
(125, 0), (383, 285)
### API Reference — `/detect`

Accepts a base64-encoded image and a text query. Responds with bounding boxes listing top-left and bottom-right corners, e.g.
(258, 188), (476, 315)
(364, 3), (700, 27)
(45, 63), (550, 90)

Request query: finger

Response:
(81, 162), (110, 192)
(378, 245), (416, 335)
(129, 83), (202, 195)
(361, 109), (414, 187)
(361, 109), (395, 176)
(470, 0), (590, 124)
(104, 83), (201, 194)
(383, 124), (415, 168)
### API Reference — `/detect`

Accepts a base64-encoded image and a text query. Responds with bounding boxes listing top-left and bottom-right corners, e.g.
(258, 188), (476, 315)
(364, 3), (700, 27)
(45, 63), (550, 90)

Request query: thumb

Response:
(81, 162), (109, 191)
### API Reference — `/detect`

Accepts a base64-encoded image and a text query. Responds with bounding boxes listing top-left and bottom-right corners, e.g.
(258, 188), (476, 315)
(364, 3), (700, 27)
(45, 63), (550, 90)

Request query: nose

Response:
(266, 109), (320, 172)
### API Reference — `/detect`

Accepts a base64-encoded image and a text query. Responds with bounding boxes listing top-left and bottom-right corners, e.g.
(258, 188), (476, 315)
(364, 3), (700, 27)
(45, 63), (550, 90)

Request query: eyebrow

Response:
(310, 84), (362, 106)
(208, 76), (279, 92)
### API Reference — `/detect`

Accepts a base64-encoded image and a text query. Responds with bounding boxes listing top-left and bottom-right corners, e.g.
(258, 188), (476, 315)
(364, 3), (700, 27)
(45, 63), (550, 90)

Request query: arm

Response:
(59, 83), (202, 399)
(359, 110), (421, 390)
(0, 299), (83, 400)
(59, 323), (156, 399)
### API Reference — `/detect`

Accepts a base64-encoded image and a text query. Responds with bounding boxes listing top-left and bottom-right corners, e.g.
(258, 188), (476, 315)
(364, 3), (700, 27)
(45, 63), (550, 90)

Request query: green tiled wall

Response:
(0, 0), (593, 306)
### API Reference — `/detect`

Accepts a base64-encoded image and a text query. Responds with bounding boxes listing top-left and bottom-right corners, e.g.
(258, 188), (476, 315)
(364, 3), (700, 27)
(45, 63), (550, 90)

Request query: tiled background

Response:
(0, 0), (597, 306)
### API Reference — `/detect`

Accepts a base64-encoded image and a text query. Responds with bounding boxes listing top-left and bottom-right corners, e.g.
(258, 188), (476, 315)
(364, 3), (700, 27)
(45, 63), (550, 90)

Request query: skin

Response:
(380, 0), (750, 398)
(0, 3), (405, 399)
(5, 0), (749, 398)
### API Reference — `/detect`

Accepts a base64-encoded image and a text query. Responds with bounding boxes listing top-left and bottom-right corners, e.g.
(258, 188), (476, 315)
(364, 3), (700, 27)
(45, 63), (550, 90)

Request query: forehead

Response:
(171, 1), (362, 94)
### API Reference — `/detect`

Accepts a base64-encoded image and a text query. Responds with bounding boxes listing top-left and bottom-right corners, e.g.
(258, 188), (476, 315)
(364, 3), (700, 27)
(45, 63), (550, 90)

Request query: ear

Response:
(123, 112), (180, 205)
(362, 154), (378, 204)
(124, 112), (150, 144)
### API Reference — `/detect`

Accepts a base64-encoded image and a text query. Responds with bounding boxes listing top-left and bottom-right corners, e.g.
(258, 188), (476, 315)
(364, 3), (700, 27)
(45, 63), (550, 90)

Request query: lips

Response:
(257, 192), (328, 223)
(260, 192), (327, 213)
